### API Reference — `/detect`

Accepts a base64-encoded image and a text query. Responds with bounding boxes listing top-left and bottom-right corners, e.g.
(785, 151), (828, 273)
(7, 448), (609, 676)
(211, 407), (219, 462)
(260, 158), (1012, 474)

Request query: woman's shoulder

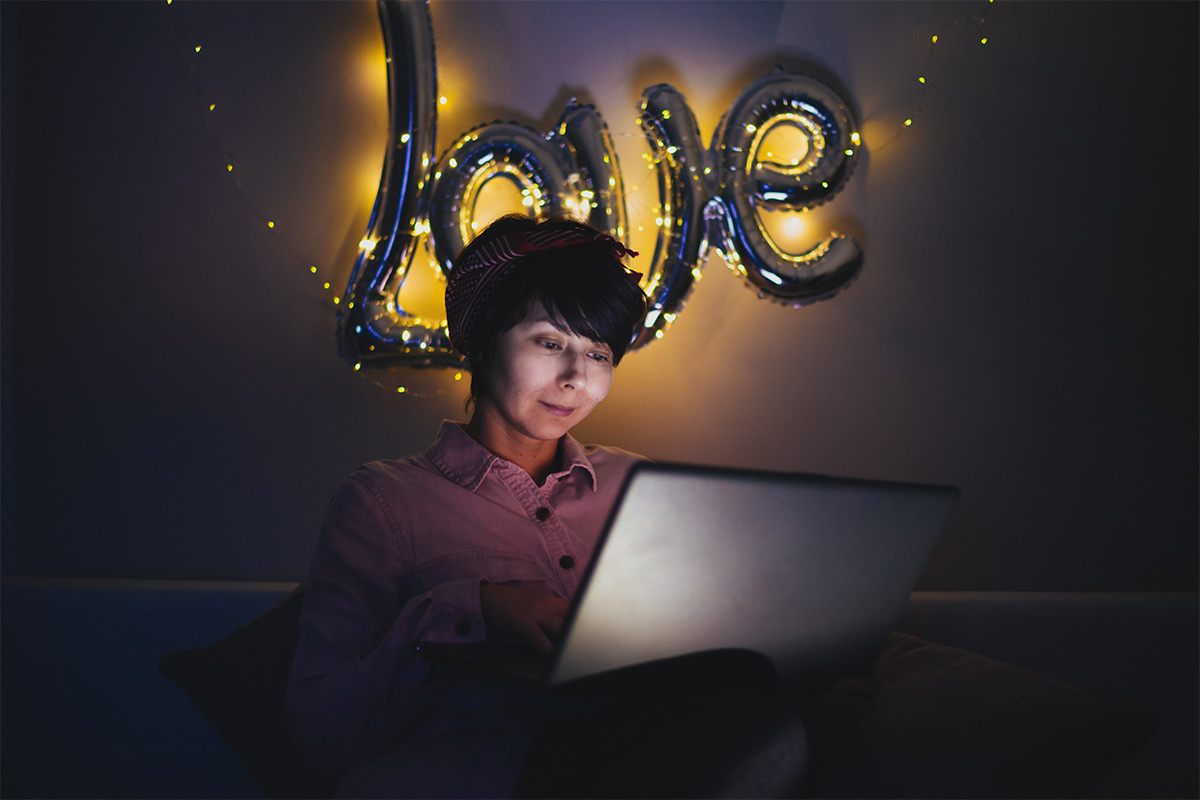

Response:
(343, 451), (439, 489)
(579, 442), (648, 465)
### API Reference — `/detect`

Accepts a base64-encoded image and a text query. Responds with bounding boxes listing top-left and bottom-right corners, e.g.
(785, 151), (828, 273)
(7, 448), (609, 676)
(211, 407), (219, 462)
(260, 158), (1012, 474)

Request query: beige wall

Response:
(4, 1), (1196, 589)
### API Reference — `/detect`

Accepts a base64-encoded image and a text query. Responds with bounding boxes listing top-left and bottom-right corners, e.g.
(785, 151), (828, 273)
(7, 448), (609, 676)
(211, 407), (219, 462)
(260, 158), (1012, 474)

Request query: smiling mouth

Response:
(541, 402), (575, 417)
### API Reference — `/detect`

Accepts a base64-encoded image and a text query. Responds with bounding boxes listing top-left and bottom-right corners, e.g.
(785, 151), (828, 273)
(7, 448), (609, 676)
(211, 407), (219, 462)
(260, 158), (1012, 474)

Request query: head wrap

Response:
(445, 227), (639, 359)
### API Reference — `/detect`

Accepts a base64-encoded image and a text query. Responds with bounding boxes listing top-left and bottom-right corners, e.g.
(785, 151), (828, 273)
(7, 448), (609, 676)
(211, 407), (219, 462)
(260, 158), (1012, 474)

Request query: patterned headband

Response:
(445, 227), (640, 359)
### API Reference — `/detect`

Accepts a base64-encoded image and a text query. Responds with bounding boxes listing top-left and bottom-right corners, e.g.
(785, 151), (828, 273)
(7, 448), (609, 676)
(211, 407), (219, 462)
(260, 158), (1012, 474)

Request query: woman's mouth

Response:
(541, 402), (575, 417)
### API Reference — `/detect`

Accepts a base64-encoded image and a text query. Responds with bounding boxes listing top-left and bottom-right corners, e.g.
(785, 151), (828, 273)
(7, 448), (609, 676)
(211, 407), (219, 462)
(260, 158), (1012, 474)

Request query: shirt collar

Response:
(427, 420), (598, 493)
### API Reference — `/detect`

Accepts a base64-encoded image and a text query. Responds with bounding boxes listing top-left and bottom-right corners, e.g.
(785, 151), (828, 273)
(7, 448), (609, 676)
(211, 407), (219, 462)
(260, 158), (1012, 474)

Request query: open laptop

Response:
(414, 461), (958, 692)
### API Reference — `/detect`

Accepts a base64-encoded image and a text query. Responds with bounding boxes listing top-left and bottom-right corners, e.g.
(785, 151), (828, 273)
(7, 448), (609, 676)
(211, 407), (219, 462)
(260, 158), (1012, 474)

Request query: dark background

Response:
(2, 1), (1196, 591)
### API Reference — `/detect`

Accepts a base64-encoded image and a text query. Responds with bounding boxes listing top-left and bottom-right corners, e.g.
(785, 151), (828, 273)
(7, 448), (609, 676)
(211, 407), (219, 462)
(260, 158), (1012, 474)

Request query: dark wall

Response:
(2, 1), (1197, 589)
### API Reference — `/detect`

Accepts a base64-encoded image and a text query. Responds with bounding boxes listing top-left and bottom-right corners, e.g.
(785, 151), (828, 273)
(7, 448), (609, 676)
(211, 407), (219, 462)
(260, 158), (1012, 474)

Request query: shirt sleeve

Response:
(284, 473), (486, 777)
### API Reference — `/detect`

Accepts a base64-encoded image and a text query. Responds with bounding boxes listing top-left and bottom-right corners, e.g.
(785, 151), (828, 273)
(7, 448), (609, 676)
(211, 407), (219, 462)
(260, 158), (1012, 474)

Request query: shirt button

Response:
(558, 555), (575, 570)
(454, 620), (471, 637)
(535, 507), (551, 521)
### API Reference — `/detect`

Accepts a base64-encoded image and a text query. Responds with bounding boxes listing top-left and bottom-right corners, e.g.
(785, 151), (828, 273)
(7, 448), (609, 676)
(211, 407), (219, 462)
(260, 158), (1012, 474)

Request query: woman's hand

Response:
(479, 584), (569, 655)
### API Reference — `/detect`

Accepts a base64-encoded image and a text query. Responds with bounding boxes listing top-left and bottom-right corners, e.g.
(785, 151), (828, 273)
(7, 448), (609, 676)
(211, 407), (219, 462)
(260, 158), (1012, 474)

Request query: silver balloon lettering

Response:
(341, 0), (862, 370)
(710, 70), (863, 303)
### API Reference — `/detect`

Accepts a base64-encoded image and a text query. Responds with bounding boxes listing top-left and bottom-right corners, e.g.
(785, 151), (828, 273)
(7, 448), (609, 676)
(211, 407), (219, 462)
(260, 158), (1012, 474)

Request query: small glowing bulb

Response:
(931, 34), (938, 44)
(400, 133), (410, 144)
(209, 104), (216, 111)
(194, 45), (201, 53)
(439, 96), (447, 105)
(661, 109), (671, 120)
(333, 297), (340, 305)
(980, 37), (988, 44)
(851, 132), (861, 145)
(454, 373), (462, 381)
(845, 149), (854, 156)
(354, 363), (362, 371)
(267, 221), (275, 228)
(746, 124), (756, 133)
(397, 387), (406, 393)
(904, 118), (913, 127)
(918, 76), (926, 84)
(310, 266), (317, 273)
(226, 164), (233, 172)
(323, 282), (330, 289)
(359, 238), (376, 251)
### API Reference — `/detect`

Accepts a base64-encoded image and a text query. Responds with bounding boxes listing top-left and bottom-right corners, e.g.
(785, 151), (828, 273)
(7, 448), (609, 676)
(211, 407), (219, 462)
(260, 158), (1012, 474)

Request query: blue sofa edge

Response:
(1, 579), (1196, 799)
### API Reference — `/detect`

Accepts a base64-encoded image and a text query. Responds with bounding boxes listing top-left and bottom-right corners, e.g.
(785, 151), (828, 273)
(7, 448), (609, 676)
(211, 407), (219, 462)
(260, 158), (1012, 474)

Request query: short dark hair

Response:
(455, 214), (647, 406)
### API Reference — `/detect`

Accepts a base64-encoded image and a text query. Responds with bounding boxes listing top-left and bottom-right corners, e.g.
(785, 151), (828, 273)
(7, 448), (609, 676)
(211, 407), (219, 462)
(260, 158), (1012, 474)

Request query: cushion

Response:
(799, 632), (1160, 798)
(158, 584), (337, 799)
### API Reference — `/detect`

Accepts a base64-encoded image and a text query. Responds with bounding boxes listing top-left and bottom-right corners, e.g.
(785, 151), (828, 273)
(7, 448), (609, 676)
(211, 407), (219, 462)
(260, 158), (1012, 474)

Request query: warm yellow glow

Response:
(980, 37), (988, 44)
(931, 34), (938, 44)
(474, 171), (529, 222)
(454, 373), (462, 381)
(400, 133), (410, 144)
(439, 96), (447, 105)
(758, 210), (810, 252)
(918, 77), (926, 84)
(904, 118), (913, 127)
(310, 266), (318, 273)
(749, 113), (823, 178)
(323, 282), (330, 289)
(267, 221), (275, 228)
(359, 238), (377, 251)
(227, 164), (233, 171)
(194, 45), (201, 53)
(756, 120), (812, 171)
(850, 132), (861, 145)
(209, 104), (216, 111)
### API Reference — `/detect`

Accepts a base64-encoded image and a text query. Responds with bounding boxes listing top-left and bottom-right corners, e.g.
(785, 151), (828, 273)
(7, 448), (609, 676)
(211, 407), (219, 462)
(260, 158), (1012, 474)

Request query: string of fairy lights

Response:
(161, 0), (1002, 396)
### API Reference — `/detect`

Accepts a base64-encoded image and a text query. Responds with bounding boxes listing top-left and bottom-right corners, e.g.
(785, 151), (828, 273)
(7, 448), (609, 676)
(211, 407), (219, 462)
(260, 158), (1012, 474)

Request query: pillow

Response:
(158, 584), (337, 800)
(799, 632), (1160, 799)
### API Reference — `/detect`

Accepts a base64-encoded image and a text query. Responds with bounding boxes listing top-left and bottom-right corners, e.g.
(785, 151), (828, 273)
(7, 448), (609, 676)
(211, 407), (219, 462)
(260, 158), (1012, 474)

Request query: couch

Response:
(1, 578), (1195, 798)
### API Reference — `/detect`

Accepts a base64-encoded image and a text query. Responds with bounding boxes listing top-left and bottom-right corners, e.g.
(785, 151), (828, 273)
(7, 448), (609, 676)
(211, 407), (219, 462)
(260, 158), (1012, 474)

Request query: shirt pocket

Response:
(413, 548), (549, 593)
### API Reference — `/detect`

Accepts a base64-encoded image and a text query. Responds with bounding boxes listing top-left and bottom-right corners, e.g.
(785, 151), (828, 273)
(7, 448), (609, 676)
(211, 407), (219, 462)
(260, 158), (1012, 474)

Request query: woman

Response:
(285, 214), (651, 796)
(286, 214), (808, 798)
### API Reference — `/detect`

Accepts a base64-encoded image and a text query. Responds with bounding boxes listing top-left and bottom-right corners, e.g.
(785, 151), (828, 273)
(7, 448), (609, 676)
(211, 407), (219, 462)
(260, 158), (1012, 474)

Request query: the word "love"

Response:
(341, 0), (863, 370)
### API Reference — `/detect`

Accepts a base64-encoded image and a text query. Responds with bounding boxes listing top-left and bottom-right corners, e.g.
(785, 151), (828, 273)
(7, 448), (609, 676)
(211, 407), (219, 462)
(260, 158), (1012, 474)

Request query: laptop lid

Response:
(545, 462), (958, 689)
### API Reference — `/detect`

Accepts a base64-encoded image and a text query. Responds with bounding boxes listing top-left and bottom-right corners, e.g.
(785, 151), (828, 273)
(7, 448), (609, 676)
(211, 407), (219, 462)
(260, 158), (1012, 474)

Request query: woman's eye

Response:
(589, 352), (611, 363)
(537, 339), (561, 350)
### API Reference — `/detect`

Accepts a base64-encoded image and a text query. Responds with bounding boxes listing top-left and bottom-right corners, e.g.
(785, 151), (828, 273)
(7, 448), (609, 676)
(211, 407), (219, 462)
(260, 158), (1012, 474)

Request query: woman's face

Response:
(476, 303), (614, 446)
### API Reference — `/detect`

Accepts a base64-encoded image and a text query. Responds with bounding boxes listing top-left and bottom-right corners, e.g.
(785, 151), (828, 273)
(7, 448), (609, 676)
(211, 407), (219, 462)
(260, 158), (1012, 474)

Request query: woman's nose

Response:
(559, 352), (587, 388)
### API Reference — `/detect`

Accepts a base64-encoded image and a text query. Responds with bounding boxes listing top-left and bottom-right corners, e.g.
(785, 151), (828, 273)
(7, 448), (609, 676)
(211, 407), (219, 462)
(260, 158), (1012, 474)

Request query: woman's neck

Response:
(464, 411), (562, 486)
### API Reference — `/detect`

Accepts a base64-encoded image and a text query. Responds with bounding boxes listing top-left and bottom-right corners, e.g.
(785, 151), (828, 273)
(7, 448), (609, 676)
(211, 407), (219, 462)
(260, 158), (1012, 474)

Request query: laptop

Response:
(414, 461), (958, 692)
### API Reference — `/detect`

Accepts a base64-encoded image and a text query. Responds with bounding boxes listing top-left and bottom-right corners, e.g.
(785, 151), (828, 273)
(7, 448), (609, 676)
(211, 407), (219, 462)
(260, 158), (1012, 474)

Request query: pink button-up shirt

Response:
(286, 421), (641, 794)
